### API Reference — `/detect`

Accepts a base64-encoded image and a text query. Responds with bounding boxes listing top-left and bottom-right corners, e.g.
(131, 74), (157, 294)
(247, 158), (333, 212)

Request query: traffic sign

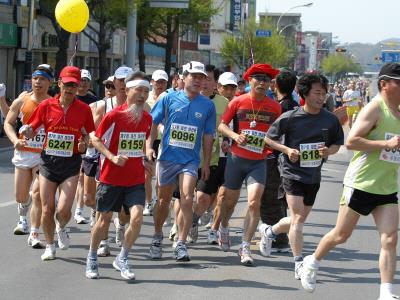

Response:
(255, 29), (272, 38)
(381, 51), (400, 63)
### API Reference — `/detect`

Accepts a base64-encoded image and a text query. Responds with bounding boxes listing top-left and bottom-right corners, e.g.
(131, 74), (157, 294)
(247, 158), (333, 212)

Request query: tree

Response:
(142, 0), (220, 75)
(38, 0), (71, 78)
(220, 17), (291, 72)
(321, 53), (363, 80)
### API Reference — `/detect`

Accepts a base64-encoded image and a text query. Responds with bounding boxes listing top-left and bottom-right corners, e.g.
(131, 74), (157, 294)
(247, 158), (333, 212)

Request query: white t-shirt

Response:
(342, 89), (361, 107)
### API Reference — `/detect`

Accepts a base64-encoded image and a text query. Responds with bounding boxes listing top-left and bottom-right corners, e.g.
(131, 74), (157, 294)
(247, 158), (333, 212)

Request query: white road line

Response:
(0, 201), (16, 208)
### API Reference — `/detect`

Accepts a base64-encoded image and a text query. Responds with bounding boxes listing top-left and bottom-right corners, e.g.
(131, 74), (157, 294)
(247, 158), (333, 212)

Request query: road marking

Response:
(0, 200), (15, 208)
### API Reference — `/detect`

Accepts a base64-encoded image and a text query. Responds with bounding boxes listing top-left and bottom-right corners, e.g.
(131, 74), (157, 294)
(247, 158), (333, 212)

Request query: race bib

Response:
(299, 142), (324, 167)
(238, 129), (266, 154)
(45, 132), (74, 157)
(380, 132), (400, 164)
(25, 128), (45, 149)
(117, 132), (146, 157)
(169, 123), (197, 149)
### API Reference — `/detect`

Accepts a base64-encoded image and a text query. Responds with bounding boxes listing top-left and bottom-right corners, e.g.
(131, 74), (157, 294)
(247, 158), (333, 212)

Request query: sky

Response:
(256, 0), (400, 44)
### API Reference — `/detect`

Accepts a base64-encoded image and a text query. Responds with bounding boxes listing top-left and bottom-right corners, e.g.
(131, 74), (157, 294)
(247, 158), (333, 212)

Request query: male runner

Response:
(301, 63), (400, 300)
(21, 66), (95, 261)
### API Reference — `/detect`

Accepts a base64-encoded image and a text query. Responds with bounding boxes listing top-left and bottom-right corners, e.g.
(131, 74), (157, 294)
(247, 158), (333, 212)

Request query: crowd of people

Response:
(0, 60), (399, 300)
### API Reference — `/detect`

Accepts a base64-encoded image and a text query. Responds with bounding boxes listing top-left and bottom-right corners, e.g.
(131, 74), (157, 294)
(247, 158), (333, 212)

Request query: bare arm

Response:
(4, 98), (25, 149)
(218, 121), (246, 145)
(145, 123), (159, 160)
(90, 132), (128, 166)
(346, 101), (400, 151)
(93, 101), (106, 129)
(201, 134), (214, 181)
(264, 136), (300, 162)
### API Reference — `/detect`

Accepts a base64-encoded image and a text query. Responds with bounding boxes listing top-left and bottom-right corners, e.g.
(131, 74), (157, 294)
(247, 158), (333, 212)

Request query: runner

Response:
(217, 64), (281, 266)
(301, 63), (400, 300)
(85, 78), (152, 280)
(20, 66), (95, 261)
(342, 81), (362, 129)
(147, 61), (216, 261)
(259, 73), (344, 278)
(4, 64), (53, 247)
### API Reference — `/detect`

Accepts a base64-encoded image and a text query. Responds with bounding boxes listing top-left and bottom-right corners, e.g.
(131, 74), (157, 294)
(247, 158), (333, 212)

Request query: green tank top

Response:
(344, 96), (400, 194)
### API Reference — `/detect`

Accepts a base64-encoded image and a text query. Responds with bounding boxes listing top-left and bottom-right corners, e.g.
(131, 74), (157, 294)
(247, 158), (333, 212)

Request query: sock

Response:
(380, 283), (393, 297)
(30, 227), (39, 234)
(241, 241), (250, 248)
(119, 247), (129, 259)
(75, 207), (83, 215)
(307, 254), (320, 268)
(88, 249), (97, 260)
(266, 226), (276, 239)
(19, 216), (27, 222)
(177, 239), (185, 245)
(192, 213), (201, 226)
(294, 256), (303, 262)
(154, 233), (163, 240)
(47, 243), (56, 251)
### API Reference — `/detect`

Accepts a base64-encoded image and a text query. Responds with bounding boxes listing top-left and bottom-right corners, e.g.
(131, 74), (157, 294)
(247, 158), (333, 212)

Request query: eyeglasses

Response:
(105, 84), (115, 89)
(251, 75), (271, 83)
(63, 82), (78, 88)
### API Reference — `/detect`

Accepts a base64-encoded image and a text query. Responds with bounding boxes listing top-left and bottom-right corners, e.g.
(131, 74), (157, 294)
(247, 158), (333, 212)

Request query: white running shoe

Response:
(187, 224), (198, 244)
(149, 235), (163, 259)
(168, 223), (178, 241)
(97, 240), (111, 257)
(295, 261), (304, 280)
(113, 218), (125, 247)
(85, 257), (100, 279)
(41, 245), (56, 261)
(57, 228), (70, 250)
(89, 209), (96, 227)
(74, 212), (89, 224)
(207, 229), (218, 245)
(301, 255), (319, 292)
(238, 245), (254, 266)
(13, 220), (29, 235)
(27, 232), (45, 249)
(258, 224), (273, 257)
(143, 203), (152, 216)
(218, 228), (230, 252)
(113, 255), (135, 280)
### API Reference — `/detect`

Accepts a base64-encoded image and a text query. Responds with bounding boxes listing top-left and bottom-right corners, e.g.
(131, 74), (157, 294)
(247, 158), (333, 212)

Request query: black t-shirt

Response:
(77, 93), (98, 105)
(267, 107), (344, 184)
(279, 95), (299, 113)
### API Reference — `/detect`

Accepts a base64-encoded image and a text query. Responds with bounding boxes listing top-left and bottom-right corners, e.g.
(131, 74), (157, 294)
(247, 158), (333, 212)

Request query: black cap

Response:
(379, 63), (400, 80)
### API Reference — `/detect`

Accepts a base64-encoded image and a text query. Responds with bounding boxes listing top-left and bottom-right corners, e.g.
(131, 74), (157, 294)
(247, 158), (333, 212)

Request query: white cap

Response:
(152, 70), (168, 81)
(218, 72), (238, 86)
(186, 61), (207, 76)
(102, 76), (114, 85)
(81, 69), (92, 81)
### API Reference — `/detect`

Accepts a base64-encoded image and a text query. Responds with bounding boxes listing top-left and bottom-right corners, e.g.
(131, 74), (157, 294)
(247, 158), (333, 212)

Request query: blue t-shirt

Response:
(151, 90), (216, 166)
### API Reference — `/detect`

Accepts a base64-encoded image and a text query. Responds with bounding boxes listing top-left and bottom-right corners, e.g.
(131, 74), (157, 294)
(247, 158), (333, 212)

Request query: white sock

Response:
(308, 254), (320, 268)
(380, 283), (393, 297)
(19, 216), (27, 222)
(30, 227), (39, 234)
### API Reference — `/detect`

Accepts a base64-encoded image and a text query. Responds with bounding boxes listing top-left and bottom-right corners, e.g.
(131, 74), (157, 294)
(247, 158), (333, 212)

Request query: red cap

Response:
(243, 64), (280, 81)
(59, 66), (81, 84)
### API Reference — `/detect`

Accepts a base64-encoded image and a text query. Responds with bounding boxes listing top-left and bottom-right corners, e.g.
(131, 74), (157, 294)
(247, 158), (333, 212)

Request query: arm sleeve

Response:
(204, 103), (216, 135)
(151, 95), (167, 125)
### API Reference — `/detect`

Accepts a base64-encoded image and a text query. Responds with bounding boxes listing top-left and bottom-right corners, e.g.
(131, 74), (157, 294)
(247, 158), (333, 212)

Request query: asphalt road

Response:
(0, 147), (398, 300)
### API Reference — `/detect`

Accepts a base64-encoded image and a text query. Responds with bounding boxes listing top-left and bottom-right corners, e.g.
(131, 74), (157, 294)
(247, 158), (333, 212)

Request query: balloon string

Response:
(69, 34), (79, 66)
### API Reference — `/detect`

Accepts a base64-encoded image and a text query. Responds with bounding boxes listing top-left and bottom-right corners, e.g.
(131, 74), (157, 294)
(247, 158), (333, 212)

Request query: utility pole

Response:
(126, 0), (137, 69)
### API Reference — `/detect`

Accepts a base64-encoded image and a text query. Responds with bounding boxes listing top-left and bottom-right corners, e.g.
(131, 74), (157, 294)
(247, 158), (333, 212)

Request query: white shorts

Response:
(12, 149), (42, 169)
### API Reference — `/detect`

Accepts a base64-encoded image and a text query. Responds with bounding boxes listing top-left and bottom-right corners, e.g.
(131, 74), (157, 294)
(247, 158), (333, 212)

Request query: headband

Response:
(125, 79), (150, 89)
(32, 70), (53, 81)
(378, 75), (400, 80)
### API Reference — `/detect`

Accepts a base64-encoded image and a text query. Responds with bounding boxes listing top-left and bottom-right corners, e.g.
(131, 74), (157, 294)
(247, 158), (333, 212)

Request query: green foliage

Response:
(321, 53), (363, 78)
(220, 17), (291, 71)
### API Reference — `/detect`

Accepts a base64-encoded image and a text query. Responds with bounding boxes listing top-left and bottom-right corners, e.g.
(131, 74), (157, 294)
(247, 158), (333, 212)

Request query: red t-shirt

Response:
(221, 93), (281, 160)
(95, 104), (152, 187)
(28, 96), (95, 156)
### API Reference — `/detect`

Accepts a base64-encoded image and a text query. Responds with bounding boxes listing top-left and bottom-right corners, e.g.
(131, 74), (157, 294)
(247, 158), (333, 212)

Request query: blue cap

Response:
(114, 66), (133, 79)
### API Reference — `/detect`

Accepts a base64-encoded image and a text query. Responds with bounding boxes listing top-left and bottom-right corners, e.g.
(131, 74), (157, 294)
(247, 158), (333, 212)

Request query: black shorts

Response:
(340, 186), (398, 216)
(153, 139), (161, 160)
(81, 156), (99, 178)
(39, 152), (82, 184)
(96, 183), (145, 213)
(282, 178), (320, 206)
(197, 157), (226, 195)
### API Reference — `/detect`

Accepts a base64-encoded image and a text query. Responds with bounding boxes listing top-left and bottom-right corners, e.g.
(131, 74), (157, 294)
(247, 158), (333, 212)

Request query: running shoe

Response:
(27, 232), (45, 249)
(200, 210), (212, 227)
(41, 245), (56, 261)
(74, 212), (89, 224)
(143, 202), (153, 216)
(85, 257), (100, 279)
(207, 229), (218, 245)
(57, 227), (70, 250)
(97, 240), (111, 257)
(295, 261), (304, 280)
(218, 228), (230, 252)
(113, 218), (125, 247)
(258, 224), (273, 257)
(89, 209), (96, 227)
(149, 235), (163, 259)
(113, 255), (135, 280)
(174, 242), (190, 262)
(238, 245), (254, 266)
(187, 224), (198, 244)
(378, 294), (400, 300)
(13, 220), (29, 235)
(301, 255), (319, 293)
(168, 223), (178, 241)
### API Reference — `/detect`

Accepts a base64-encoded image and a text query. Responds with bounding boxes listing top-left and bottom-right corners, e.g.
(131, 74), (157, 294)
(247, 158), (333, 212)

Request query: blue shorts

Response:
(157, 160), (198, 187)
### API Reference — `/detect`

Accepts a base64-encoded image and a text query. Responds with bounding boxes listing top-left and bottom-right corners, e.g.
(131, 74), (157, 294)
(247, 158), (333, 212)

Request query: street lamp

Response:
(276, 2), (313, 32)
(278, 23), (300, 35)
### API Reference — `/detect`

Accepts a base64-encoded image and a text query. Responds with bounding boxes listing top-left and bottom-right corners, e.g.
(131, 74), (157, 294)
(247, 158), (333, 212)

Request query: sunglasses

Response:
(251, 75), (271, 82)
(105, 84), (115, 89)
(63, 82), (78, 88)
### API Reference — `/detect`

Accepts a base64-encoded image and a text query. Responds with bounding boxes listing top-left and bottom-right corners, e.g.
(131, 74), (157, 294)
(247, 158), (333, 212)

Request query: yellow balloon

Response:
(55, 0), (89, 33)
